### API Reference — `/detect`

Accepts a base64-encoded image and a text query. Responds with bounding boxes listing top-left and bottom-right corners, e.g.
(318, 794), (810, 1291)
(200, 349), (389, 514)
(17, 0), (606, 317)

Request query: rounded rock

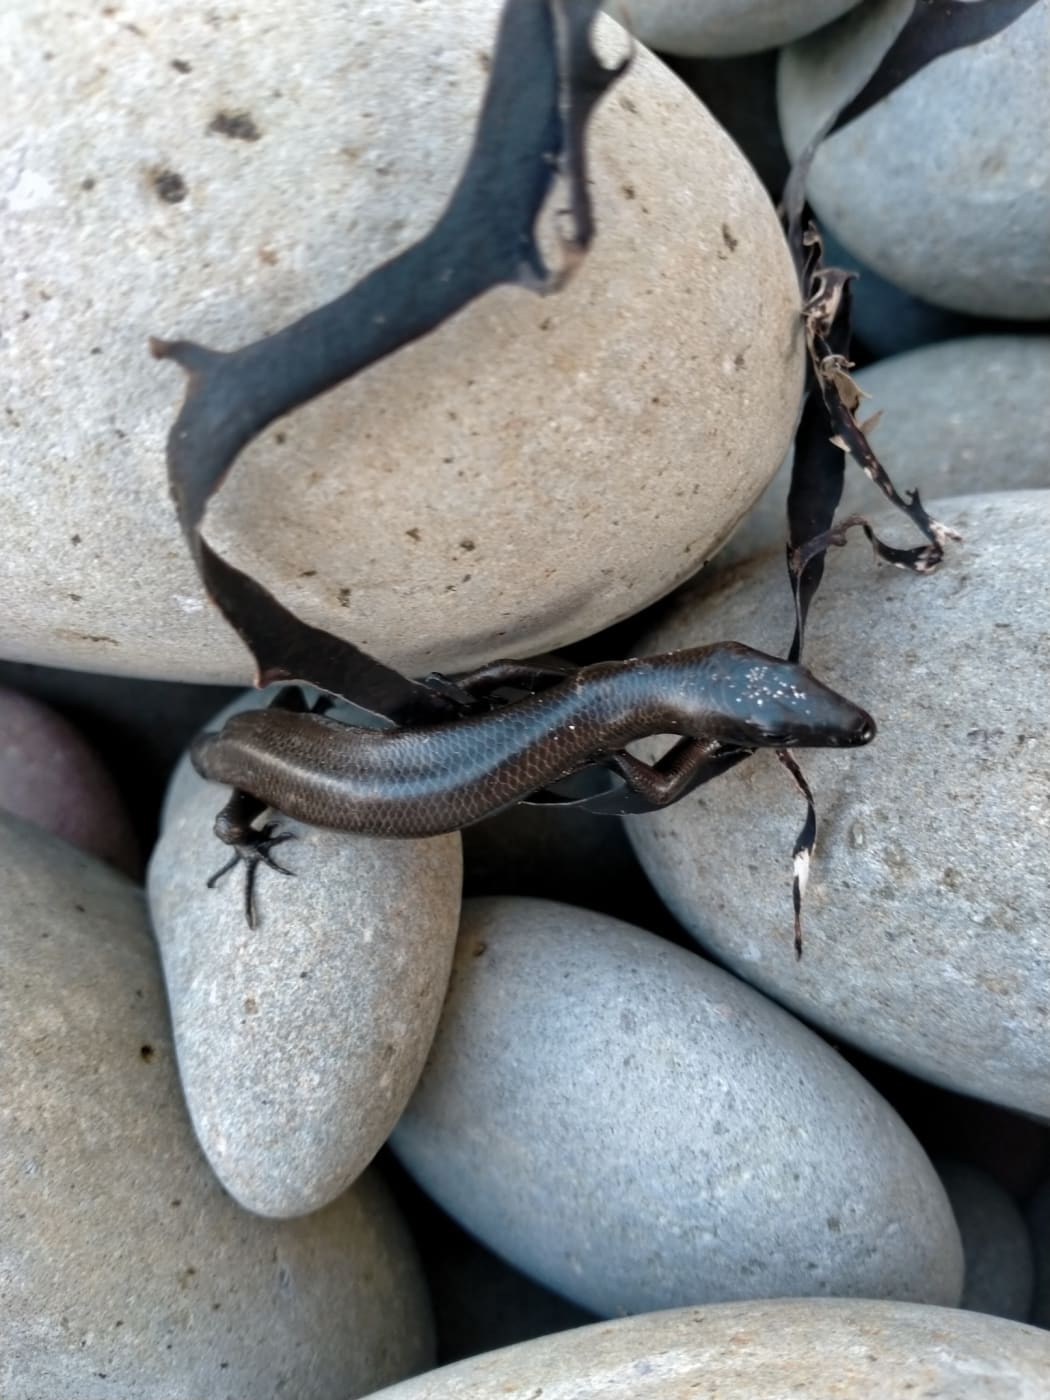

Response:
(777, 0), (1050, 318)
(0, 683), (139, 876)
(0, 810), (434, 1399)
(149, 690), (462, 1218)
(720, 337), (1050, 566)
(3, 0), (802, 682)
(368, 1298), (1050, 1399)
(937, 1159), (1034, 1322)
(630, 491), (1050, 1118)
(392, 896), (962, 1317)
(607, 0), (863, 57)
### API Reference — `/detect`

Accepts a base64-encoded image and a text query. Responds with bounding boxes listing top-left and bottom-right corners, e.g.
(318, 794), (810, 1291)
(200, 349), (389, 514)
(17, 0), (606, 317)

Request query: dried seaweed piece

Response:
(152, 0), (627, 723)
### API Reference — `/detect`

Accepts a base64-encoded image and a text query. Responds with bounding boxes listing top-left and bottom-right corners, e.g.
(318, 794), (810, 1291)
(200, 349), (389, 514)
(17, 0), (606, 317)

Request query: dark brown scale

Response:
(191, 642), (875, 839)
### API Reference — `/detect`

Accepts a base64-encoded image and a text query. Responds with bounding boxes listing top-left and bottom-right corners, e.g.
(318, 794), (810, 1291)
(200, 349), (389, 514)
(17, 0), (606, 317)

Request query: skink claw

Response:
(205, 822), (297, 930)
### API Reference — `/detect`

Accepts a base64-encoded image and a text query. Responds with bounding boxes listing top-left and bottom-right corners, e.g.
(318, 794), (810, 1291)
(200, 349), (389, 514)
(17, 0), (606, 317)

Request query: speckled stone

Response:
(0, 684), (139, 875)
(149, 689), (462, 1218)
(718, 337), (1050, 566)
(0, 810), (434, 1399)
(613, 0), (863, 58)
(777, 0), (1050, 318)
(2, 0), (802, 683)
(937, 1159), (1034, 1322)
(367, 1298), (1050, 1399)
(630, 491), (1050, 1118)
(392, 896), (962, 1317)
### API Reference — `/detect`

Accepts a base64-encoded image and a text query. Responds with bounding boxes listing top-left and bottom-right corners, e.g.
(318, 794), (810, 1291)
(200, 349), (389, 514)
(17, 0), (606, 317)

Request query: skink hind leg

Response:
(206, 789), (297, 930)
(422, 657), (577, 711)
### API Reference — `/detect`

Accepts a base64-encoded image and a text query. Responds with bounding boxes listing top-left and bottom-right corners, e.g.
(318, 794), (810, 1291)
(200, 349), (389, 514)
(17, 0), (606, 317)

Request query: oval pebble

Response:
(720, 336), (1050, 566)
(0, 683), (139, 876)
(0, 809), (433, 1399)
(3, 0), (801, 683)
(937, 1159), (1034, 1322)
(149, 690), (462, 1218)
(630, 491), (1050, 1118)
(392, 896), (962, 1317)
(777, 0), (1050, 318)
(609, 0), (863, 57)
(367, 1297), (1050, 1399)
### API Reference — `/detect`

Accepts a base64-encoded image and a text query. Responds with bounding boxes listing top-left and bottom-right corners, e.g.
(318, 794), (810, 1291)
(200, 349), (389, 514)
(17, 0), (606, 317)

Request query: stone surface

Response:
(0, 810), (434, 1399)
(630, 491), (1050, 1118)
(1028, 1181), (1050, 1328)
(392, 896), (962, 1318)
(819, 228), (996, 360)
(778, 0), (1050, 318)
(718, 337), (1050, 567)
(0, 683), (139, 875)
(3, 0), (802, 684)
(615, 0), (863, 58)
(368, 1298), (1050, 1399)
(149, 689), (462, 1218)
(937, 1159), (1034, 1322)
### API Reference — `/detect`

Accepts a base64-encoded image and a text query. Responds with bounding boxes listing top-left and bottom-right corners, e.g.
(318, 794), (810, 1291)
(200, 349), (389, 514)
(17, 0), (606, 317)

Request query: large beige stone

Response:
(1, 0), (802, 683)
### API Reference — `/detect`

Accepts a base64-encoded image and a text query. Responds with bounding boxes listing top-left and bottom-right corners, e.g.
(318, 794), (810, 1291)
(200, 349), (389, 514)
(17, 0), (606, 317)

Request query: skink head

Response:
(685, 642), (875, 750)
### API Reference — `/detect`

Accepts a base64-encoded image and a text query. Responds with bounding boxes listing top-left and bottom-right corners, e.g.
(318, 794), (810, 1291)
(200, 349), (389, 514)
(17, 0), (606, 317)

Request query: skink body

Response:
(191, 642), (875, 838)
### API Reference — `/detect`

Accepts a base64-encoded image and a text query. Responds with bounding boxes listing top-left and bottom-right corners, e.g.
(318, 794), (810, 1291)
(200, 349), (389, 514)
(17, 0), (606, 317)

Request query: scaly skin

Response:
(190, 642), (875, 838)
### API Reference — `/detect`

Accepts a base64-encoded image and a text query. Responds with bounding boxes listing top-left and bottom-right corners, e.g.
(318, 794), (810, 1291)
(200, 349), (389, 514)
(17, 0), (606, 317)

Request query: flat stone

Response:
(614, 0), (863, 58)
(719, 336), (1050, 566)
(392, 896), (962, 1317)
(367, 1298), (1050, 1399)
(777, 0), (1050, 318)
(629, 491), (1050, 1118)
(2, 0), (802, 682)
(149, 689), (462, 1218)
(0, 810), (434, 1399)
(937, 1159), (1034, 1322)
(0, 683), (139, 876)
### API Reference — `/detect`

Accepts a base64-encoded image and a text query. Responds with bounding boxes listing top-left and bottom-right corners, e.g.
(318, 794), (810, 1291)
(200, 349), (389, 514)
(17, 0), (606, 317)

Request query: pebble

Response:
(367, 1297), (1050, 1399)
(0, 809), (434, 1399)
(629, 491), (1050, 1119)
(617, 0), (863, 58)
(777, 0), (1050, 318)
(392, 896), (962, 1318)
(936, 1159), (1034, 1322)
(149, 689), (463, 1218)
(818, 227), (993, 360)
(3, 0), (801, 683)
(0, 683), (139, 876)
(719, 336), (1050, 566)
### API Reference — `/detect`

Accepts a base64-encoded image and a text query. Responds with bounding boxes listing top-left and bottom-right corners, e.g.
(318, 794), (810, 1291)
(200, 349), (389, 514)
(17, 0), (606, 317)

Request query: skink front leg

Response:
(602, 738), (749, 807)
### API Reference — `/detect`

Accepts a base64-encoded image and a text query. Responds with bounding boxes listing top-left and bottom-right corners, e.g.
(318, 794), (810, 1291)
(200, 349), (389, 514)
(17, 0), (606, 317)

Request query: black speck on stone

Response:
(171, 58), (192, 74)
(152, 169), (187, 204)
(208, 110), (261, 142)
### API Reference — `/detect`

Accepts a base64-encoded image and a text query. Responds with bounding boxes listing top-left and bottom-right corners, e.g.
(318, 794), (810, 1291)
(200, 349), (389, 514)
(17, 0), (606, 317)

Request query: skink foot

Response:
(206, 822), (297, 929)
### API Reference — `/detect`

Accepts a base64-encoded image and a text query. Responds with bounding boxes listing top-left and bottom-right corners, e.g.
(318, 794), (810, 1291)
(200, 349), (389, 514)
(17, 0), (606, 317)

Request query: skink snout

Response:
(701, 645), (876, 751)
